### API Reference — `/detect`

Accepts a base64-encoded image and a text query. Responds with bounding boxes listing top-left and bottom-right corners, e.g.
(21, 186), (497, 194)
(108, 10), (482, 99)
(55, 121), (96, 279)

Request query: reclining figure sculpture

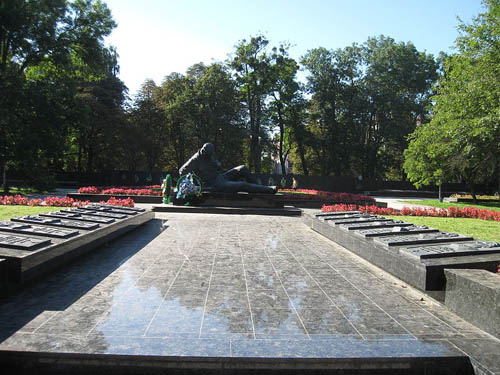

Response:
(179, 143), (277, 194)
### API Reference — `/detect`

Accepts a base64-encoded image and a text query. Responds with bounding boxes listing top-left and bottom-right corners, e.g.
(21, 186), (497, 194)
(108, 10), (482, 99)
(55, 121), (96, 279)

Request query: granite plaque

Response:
(341, 220), (413, 231)
(400, 241), (500, 259)
(0, 234), (51, 250)
(93, 203), (145, 213)
(79, 205), (136, 216)
(62, 209), (126, 219)
(12, 216), (99, 230)
(40, 211), (115, 224)
(0, 221), (79, 238)
(322, 213), (372, 221)
(324, 216), (392, 226)
(374, 232), (473, 247)
(315, 211), (361, 217)
(355, 225), (440, 238)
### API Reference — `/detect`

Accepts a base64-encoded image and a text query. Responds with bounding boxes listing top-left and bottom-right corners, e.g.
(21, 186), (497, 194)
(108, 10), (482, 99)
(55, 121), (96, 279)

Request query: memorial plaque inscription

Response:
(80, 205), (136, 216)
(62, 209), (126, 219)
(40, 211), (115, 224)
(315, 211), (361, 218)
(93, 203), (145, 213)
(374, 232), (473, 247)
(0, 221), (79, 238)
(0, 234), (51, 250)
(322, 213), (373, 221)
(12, 216), (99, 230)
(341, 220), (413, 231)
(355, 225), (440, 238)
(324, 215), (392, 226)
(400, 241), (500, 259)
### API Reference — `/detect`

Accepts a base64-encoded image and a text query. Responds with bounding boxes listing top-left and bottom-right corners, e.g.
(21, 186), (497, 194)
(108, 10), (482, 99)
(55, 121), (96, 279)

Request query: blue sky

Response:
(103, 0), (485, 96)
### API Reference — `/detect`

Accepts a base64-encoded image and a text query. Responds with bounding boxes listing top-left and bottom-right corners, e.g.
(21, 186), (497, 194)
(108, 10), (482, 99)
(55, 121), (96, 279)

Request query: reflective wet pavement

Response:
(0, 213), (499, 373)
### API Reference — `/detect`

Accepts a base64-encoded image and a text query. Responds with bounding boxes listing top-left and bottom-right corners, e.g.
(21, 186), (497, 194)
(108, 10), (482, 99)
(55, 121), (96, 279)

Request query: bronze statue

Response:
(179, 143), (277, 194)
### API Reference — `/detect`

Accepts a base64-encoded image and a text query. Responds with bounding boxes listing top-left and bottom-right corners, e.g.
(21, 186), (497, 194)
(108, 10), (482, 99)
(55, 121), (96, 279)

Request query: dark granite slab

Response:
(373, 232), (473, 248)
(324, 217), (393, 226)
(92, 203), (146, 213)
(353, 225), (439, 238)
(40, 211), (115, 224)
(153, 205), (302, 216)
(445, 269), (500, 340)
(340, 220), (413, 231)
(306, 211), (500, 295)
(401, 241), (500, 260)
(79, 205), (138, 215)
(172, 191), (285, 208)
(62, 208), (127, 220)
(12, 216), (100, 230)
(0, 205), (154, 285)
(0, 221), (79, 239)
(0, 234), (50, 250)
(1, 213), (498, 374)
(315, 211), (362, 217)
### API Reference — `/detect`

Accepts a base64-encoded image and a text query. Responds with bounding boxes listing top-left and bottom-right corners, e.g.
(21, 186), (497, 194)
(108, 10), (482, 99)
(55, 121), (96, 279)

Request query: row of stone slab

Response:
(0, 204), (153, 294)
(303, 210), (500, 300)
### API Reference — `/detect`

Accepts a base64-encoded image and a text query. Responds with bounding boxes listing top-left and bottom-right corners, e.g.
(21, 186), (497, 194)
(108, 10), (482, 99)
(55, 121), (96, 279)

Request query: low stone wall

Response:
(0, 204), (153, 296)
(67, 193), (162, 203)
(445, 269), (500, 339)
(304, 211), (500, 300)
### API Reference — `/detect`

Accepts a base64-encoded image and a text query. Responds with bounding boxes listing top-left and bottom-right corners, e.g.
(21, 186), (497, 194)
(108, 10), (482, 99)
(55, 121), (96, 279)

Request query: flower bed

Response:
(0, 195), (135, 208)
(78, 186), (161, 196)
(321, 203), (500, 222)
(279, 189), (375, 203)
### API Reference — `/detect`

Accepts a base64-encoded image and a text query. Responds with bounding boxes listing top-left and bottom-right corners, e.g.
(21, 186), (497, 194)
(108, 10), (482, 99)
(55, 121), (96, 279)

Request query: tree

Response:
(230, 35), (272, 174)
(361, 36), (438, 179)
(404, 0), (500, 199)
(0, 0), (121, 187)
(301, 45), (364, 176)
(128, 79), (165, 172)
(268, 44), (302, 175)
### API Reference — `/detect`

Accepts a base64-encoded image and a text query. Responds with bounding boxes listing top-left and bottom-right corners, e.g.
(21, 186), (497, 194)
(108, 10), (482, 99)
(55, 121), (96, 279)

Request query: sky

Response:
(103, 0), (485, 96)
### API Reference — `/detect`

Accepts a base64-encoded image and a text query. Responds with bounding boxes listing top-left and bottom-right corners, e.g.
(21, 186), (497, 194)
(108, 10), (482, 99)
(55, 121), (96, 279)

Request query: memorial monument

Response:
(179, 143), (277, 194)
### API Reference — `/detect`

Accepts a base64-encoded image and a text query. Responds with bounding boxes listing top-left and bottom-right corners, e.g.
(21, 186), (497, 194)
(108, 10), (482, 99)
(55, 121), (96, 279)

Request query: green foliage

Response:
(300, 37), (437, 178)
(0, 0), (123, 187)
(404, 0), (500, 193)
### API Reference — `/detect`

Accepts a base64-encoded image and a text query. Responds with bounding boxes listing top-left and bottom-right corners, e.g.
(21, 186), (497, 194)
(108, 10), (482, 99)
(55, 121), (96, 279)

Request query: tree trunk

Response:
(470, 183), (477, 203)
(438, 179), (443, 202)
(1, 159), (8, 193)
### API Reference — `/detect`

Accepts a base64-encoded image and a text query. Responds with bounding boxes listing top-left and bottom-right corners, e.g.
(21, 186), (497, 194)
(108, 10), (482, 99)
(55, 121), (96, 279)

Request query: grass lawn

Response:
(401, 199), (500, 211)
(0, 187), (48, 195)
(0, 206), (65, 221)
(385, 215), (500, 243)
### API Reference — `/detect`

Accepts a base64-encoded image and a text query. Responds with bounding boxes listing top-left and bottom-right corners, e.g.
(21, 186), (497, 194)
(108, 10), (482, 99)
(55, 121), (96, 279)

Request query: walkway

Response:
(0, 213), (498, 373)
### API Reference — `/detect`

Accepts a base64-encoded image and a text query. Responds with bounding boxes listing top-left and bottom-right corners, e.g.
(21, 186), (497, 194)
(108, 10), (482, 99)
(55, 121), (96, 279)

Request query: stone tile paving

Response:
(0, 213), (499, 373)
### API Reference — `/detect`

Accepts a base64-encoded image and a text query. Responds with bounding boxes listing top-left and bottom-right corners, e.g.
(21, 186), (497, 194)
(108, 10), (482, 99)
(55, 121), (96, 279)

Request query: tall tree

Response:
(362, 36), (438, 179)
(230, 35), (272, 174)
(0, 0), (121, 187)
(268, 44), (302, 175)
(404, 0), (500, 198)
(301, 45), (363, 176)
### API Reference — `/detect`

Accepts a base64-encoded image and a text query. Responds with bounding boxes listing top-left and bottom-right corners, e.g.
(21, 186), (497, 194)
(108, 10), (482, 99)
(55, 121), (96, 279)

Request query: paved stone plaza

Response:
(0, 212), (499, 373)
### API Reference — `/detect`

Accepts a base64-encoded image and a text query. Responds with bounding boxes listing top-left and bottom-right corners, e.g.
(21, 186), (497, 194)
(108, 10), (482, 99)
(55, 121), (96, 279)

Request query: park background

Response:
(0, 0), (498, 199)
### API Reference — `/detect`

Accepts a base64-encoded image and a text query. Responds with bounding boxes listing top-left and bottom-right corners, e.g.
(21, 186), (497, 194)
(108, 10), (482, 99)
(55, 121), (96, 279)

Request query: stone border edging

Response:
(0, 205), (154, 296)
(445, 269), (500, 339)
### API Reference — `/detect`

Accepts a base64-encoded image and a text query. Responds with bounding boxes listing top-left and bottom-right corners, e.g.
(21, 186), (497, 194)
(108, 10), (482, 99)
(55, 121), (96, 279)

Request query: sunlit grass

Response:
(385, 215), (500, 243)
(0, 206), (64, 221)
